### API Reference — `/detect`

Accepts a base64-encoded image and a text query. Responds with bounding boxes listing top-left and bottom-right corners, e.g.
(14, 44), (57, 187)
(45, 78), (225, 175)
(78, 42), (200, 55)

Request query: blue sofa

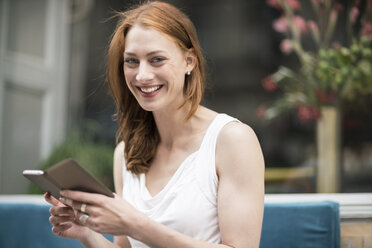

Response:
(0, 199), (339, 248)
(260, 201), (340, 248)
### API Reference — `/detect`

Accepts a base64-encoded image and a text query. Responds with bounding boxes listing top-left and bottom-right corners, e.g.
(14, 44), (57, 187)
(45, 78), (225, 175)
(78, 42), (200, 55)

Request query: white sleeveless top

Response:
(122, 114), (239, 247)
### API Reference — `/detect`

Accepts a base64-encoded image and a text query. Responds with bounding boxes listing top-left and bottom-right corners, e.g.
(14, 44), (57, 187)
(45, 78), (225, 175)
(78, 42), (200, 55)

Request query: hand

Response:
(59, 190), (143, 236)
(44, 192), (93, 241)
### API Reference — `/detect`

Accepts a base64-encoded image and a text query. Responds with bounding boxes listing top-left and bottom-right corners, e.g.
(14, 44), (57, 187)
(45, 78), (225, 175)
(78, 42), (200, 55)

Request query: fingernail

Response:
(59, 197), (73, 206)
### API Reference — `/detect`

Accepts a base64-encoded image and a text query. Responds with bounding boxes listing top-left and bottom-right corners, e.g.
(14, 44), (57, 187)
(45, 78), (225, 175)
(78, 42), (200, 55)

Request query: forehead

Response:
(124, 25), (182, 55)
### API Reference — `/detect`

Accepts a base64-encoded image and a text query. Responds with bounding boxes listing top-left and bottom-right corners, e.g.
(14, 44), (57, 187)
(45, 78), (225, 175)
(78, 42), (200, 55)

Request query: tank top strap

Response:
(195, 113), (240, 205)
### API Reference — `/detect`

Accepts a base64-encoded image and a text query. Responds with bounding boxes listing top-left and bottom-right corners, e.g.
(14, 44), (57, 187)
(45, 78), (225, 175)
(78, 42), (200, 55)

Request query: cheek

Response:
(163, 64), (186, 88)
(174, 70), (187, 91)
(123, 69), (135, 89)
(123, 67), (130, 81)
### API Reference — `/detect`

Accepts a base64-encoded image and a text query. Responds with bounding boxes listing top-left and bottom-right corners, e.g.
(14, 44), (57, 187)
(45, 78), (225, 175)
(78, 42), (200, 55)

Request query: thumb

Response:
(44, 192), (66, 207)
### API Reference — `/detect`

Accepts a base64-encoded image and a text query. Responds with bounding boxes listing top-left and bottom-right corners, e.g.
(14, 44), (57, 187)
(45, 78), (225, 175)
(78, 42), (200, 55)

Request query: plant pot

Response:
(316, 106), (342, 193)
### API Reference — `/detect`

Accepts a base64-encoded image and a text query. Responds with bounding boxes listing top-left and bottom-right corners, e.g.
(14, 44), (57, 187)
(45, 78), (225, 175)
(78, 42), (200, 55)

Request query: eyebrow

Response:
(124, 50), (165, 57)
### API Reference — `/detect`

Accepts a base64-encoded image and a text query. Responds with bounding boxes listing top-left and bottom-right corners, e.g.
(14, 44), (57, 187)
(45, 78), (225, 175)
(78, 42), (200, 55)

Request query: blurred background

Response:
(0, 0), (371, 195)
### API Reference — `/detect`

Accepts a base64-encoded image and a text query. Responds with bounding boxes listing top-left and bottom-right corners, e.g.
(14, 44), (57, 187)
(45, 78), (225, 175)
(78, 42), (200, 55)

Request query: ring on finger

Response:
(79, 214), (89, 225)
(80, 203), (87, 213)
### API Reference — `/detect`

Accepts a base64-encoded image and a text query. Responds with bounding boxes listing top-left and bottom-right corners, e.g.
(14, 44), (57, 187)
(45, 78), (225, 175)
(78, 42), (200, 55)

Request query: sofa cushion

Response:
(260, 201), (340, 248)
(0, 203), (112, 248)
(0, 201), (340, 247)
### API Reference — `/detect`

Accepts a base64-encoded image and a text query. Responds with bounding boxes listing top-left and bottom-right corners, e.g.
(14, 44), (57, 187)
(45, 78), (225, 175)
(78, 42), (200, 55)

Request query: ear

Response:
(185, 48), (197, 73)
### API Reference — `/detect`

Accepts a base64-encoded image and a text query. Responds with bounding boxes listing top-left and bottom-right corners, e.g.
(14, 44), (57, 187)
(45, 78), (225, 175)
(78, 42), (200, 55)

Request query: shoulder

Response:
(216, 121), (264, 175)
(114, 141), (125, 172)
(114, 141), (125, 160)
(218, 121), (258, 150)
(215, 121), (265, 247)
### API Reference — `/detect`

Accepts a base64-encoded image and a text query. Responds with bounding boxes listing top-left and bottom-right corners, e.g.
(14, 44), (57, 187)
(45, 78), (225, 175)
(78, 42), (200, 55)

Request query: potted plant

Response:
(259, 0), (372, 192)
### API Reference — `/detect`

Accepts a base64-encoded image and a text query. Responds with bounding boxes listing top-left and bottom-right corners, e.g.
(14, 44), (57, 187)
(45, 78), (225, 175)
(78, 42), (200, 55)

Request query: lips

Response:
(136, 85), (163, 97)
(139, 85), (161, 93)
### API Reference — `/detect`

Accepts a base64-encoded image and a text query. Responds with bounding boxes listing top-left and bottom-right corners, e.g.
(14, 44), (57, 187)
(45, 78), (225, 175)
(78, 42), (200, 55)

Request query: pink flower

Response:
(308, 20), (320, 42)
(261, 76), (277, 92)
(286, 0), (301, 10)
(266, 0), (281, 9)
(266, 0), (301, 10)
(310, 107), (320, 120)
(311, 107), (320, 119)
(308, 20), (318, 32)
(314, 88), (337, 104)
(293, 16), (308, 34)
(273, 16), (289, 34)
(280, 39), (293, 54)
(362, 22), (372, 40)
(329, 9), (338, 27)
(296, 105), (320, 123)
(296, 105), (312, 123)
(257, 106), (267, 119)
(332, 41), (342, 49)
(273, 16), (307, 35)
(349, 7), (359, 24)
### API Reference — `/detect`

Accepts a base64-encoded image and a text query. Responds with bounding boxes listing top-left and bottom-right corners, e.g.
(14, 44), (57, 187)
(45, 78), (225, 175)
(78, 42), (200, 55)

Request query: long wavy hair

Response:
(107, 1), (206, 174)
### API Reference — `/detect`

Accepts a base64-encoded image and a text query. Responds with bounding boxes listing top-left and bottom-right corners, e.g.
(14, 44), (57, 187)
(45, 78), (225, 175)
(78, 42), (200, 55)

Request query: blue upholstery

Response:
(0, 203), (113, 248)
(260, 201), (340, 248)
(0, 201), (339, 247)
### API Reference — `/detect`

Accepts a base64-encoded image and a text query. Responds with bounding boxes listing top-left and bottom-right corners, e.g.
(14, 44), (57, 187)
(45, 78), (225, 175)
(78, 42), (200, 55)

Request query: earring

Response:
(186, 71), (191, 75)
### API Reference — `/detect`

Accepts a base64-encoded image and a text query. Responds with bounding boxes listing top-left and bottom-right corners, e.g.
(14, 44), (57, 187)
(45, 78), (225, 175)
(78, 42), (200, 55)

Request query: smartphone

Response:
(23, 158), (114, 199)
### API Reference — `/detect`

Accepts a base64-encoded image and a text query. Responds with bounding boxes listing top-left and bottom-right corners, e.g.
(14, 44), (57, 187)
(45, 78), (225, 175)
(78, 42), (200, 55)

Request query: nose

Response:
(136, 62), (154, 82)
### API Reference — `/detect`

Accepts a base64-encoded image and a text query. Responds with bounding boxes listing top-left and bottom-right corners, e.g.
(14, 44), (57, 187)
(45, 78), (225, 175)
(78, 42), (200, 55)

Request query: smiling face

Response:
(123, 25), (194, 113)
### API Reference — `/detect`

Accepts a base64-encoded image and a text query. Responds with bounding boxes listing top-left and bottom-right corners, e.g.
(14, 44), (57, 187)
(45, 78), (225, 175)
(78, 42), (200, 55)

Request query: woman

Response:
(45, 1), (265, 247)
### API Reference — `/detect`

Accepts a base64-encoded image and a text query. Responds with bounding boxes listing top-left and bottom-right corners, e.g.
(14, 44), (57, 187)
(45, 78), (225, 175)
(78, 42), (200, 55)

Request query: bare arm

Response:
(216, 122), (265, 247)
(61, 124), (264, 248)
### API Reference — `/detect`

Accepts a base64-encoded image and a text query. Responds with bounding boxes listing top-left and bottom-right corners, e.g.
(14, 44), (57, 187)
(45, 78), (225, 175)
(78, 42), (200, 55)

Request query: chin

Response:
(137, 102), (161, 112)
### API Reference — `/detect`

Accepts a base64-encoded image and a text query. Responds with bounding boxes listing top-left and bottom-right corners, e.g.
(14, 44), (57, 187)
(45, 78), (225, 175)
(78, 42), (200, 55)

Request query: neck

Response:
(153, 103), (200, 149)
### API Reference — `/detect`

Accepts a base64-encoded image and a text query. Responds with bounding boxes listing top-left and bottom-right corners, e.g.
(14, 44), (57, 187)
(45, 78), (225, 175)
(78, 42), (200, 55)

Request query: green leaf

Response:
(358, 60), (372, 76)
(335, 48), (353, 66)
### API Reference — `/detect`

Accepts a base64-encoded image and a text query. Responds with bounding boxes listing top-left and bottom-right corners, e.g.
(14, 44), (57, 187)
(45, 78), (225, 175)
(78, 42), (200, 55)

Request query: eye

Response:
(124, 58), (139, 64)
(150, 56), (166, 64)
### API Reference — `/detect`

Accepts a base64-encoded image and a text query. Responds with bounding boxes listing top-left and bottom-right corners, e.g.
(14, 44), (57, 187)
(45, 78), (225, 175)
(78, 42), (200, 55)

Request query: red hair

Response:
(107, 1), (206, 174)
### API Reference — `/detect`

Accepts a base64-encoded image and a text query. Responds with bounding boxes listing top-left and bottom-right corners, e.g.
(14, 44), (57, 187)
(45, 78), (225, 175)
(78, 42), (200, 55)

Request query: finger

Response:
(113, 193), (121, 199)
(58, 199), (96, 221)
(69, 201), (90, 214)
(58, 197), (74, 207)
(76, 211), (91, 226)
(50, 206), (74, 216)
(60, 190), (107, 205)
(44, 192), (66, 207)
(49, 215), (74, 225)
(52, 223), (72, 235)
(58, 197), (87, 213)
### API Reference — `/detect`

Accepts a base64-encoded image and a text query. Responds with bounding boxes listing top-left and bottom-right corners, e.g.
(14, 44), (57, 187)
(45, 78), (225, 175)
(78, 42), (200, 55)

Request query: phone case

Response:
(23, 158), (114, 199)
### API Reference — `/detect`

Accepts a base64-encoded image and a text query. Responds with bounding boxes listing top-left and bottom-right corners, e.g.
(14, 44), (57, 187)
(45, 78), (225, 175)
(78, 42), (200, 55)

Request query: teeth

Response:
(140, 86), (161, 93)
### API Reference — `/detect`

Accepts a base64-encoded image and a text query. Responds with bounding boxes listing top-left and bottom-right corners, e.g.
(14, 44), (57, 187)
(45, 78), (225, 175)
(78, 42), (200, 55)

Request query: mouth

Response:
(137, 85), (163, 94)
